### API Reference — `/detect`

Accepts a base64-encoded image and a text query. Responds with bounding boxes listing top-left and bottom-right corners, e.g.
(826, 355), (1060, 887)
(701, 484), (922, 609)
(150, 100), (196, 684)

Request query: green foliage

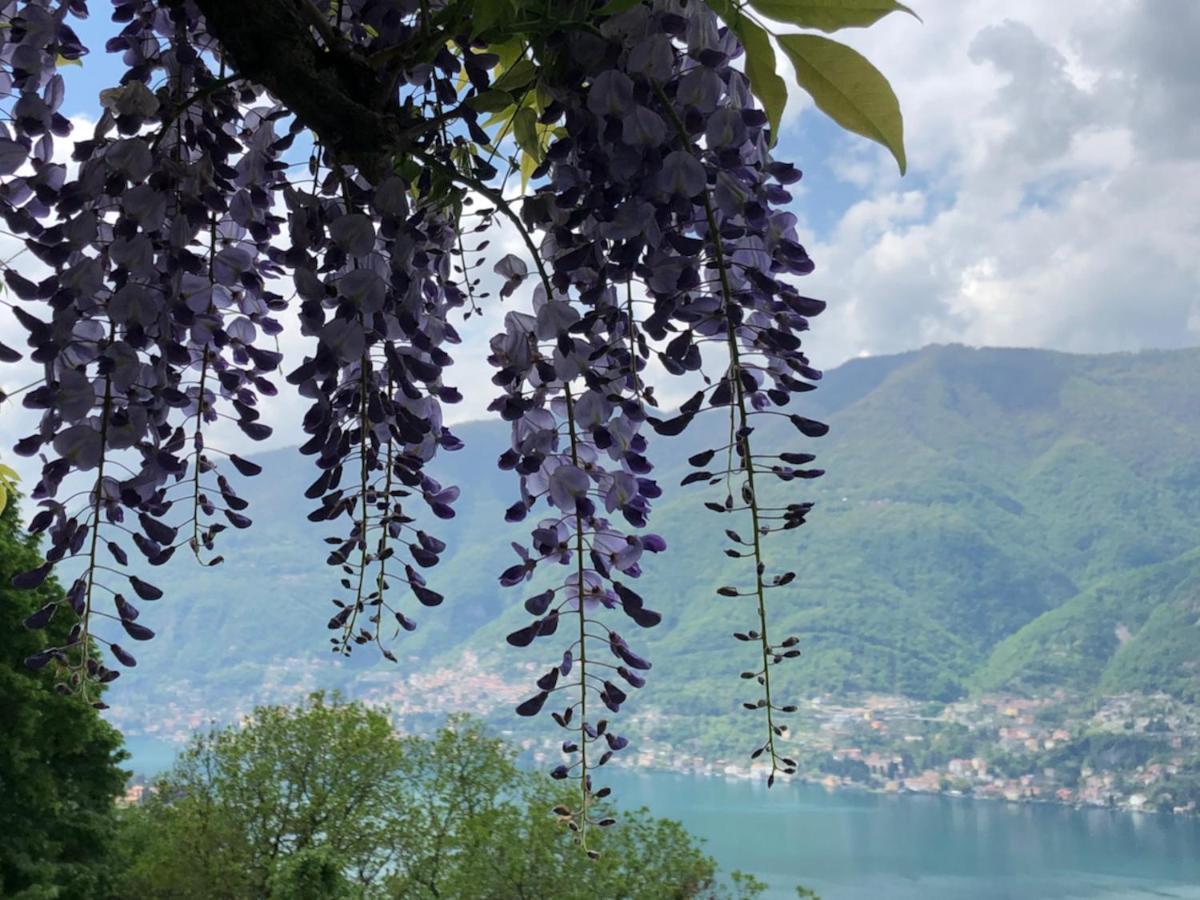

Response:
(727, 10), (789, 143)
(1098, 570), (1200, 703)
(112, 696), (759, 899)
(0, 462), (16, 515)
(1040, 731), (1168, 778)
(776, 34), (906, 173)
(974, 552), (1200, 699)
(702, 0), (778, 140)
(704, 0), (912, 169)
(445, 0), (915, 179)
(269, 849), (352, 900)
(115, 694), (409, 898)
(467, 0), (519, 39)
(904, 723), (988, 773)
(0, 498), (127, 899)
(747, 0), (915, 32)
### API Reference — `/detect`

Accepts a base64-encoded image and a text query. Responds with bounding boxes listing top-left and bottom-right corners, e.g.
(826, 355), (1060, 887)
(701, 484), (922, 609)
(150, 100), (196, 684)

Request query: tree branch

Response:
(194, 0), (403, 177)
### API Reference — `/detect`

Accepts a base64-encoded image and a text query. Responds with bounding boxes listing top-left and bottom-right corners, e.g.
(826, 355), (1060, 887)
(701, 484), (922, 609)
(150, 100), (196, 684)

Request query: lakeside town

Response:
(583, 691), (1200, 817)
(109, 651), (1200, 816)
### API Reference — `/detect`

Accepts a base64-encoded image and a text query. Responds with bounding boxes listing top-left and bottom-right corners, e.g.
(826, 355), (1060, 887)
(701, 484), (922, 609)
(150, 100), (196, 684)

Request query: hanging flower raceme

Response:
(0, 0), (853, 843)
(492, 0), (827, 818)
(489, 264), (667, 841)
(283, 168), (466, 653)
(3, 0), (293, 698)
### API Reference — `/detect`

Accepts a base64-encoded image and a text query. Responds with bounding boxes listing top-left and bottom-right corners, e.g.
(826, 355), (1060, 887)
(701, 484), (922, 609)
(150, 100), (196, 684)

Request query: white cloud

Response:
(776, 0), (1200, 367)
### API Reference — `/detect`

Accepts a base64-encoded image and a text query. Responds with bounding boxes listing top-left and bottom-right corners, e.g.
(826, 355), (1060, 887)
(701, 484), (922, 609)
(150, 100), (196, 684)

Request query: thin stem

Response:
(564, 382), (591, 846)
(413, 149), (554, 297)
(624, 281), (645, 407)
(80, 367), (113, 698)
(374, 376), (395, 651)
(150, 75), (239, 151)
(655, 79), (781, 778)
(190, 208), (218, 560)
(340, 353), (372, 655)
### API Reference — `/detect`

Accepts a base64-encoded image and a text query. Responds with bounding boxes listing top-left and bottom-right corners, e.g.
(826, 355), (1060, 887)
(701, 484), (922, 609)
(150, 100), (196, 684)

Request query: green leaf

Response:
(778, 33), (906, 174)
(469, 0), (516, 39)
(535, 81), (555, 113)
(0, 463), (16, 515)
(467, 89), (516, 113)
(490, 37), (526, 71)
(705, 0), (788, 145)
(747, 0), (917, 32)
(512, 107), (541, 161)
(519, 150), (539, 193)
(491, 58), (537, 93)
(481, 108), (515, 130)
(394, 157), (422, 185)
(733, 17), (789, 145)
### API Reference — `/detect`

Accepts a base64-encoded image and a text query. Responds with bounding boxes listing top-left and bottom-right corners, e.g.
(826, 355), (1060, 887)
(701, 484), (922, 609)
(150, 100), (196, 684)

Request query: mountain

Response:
(90, 344), (1200, 743)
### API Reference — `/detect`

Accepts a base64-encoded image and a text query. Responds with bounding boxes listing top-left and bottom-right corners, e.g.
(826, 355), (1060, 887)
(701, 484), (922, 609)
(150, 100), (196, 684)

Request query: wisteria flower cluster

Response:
(487, 0), (830, 835)
(1, 0), (911, 847)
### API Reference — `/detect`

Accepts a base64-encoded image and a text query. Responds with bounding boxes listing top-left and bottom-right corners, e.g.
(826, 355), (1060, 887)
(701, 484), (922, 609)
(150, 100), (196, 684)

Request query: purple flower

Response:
(659, 150), (707, 198)
(626, 34), (675, 82)
(622, 105), (667, 148)
(677, 67), (723, 113)
(0, 0), (828, 801)
(705, 108), (747, 149)
(494, 253), (529, 298)
(587, 70), (635, 118)
(548, 464), (590, 510)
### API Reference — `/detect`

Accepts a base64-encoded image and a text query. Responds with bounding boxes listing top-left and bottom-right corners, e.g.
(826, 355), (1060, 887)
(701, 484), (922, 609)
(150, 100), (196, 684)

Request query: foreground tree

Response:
(0, 496), (126, 899)
(113, 694), (770, 899)
(1, 0), (912, 838)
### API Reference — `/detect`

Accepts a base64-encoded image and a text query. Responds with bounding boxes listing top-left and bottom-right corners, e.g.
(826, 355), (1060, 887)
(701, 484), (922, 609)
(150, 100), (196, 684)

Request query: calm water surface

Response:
(125, 737), (1199, 898)
(604, 769), (1200, 900)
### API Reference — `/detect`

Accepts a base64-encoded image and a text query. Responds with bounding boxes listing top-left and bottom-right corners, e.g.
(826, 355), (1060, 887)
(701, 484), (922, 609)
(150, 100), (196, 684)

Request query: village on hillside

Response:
(587, 692), (1200, 817)
(109, 652), (1200, 816)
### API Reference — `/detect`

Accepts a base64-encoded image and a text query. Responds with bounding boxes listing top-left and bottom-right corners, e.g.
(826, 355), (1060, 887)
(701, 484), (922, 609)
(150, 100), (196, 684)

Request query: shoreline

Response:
(606, 760), (1200, 820)
(123, 731), (1200, 821)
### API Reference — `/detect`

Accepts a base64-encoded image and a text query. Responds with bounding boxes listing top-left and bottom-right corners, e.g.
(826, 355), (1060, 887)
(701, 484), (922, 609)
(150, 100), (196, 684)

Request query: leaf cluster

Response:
(703, 0), (913, 171)
(423, 0), (915, 184)
(110, 695), (762, 899)
(0, 499), (127, 899)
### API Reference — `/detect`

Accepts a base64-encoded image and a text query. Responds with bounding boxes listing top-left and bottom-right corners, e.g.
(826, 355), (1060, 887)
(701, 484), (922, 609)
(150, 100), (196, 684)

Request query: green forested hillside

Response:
(91, 345), (1200, 731)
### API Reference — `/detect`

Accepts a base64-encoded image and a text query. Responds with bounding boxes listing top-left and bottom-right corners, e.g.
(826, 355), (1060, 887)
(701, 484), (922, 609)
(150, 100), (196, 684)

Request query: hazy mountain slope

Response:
(972, 550), (1200, 695)
(1100, 569), (1200, 703)
(467, 346), (1200, 715)
(95, 344), (1200, 723)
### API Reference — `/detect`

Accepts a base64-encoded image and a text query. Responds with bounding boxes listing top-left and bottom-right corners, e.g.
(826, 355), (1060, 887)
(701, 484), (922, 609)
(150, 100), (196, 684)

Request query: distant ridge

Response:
(99, 344), (1200, 732)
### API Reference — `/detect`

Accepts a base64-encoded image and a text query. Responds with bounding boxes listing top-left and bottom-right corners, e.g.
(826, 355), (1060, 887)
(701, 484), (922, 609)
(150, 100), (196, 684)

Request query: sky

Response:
(779, 0), (1200, 367)
(3, 0), (1198, 477)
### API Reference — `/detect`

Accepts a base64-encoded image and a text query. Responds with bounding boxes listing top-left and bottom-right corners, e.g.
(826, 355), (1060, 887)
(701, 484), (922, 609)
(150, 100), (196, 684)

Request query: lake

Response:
(604, 769), (1200, 900)
(124, 737), (1199, 898)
